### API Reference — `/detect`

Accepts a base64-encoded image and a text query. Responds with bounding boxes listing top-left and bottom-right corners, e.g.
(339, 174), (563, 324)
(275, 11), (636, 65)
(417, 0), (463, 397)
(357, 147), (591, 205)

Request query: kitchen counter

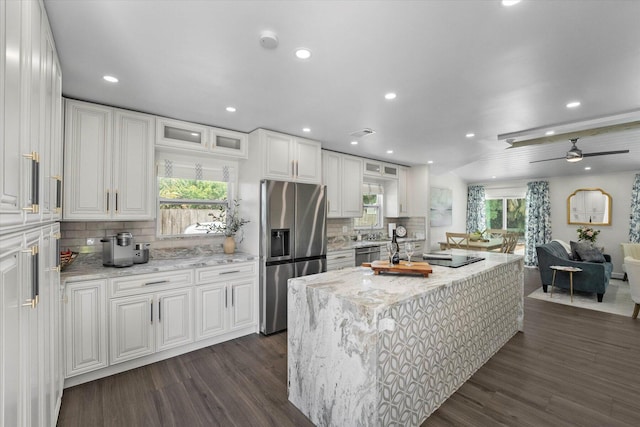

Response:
(288, 250), (523, 426)
(61, 249), (257, 284)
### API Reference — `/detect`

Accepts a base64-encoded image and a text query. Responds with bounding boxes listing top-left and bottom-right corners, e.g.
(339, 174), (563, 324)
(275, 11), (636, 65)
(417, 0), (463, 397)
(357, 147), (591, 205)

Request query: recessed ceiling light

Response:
(584, 166), (591, 170)
(427, 160), (434, 164)
(384, 92), (397, 100)
(502, 0), (521, 6)
(295, 48), (312, 60)
(386, 150), (393, 154)
(566, 101), (581, 108)
(350, 141), (358, 145)
(492, 176), (497, 179)
(302, 127), (311, 133)
(191, 132), (199, 136)
(466, 133), (475, 138)
(545, 130), (555, 136)
(103, 75), (118, 83)
(226, 106), (236, 112)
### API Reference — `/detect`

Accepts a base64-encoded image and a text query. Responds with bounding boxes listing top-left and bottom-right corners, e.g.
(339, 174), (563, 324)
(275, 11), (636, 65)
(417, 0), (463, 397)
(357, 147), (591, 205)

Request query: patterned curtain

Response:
(466, 185), (486, 233)
(629, 174), (640, 242)
(524, 181), (552, 266)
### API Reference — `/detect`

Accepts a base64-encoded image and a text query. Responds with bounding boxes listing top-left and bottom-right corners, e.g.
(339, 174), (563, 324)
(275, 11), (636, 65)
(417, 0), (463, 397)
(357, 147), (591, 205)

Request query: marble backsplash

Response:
(327, 216), (425, 240)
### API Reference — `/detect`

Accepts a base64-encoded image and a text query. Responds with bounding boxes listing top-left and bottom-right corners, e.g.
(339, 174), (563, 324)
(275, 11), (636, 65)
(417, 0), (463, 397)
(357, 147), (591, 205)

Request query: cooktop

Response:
(422, 254), (485, 268)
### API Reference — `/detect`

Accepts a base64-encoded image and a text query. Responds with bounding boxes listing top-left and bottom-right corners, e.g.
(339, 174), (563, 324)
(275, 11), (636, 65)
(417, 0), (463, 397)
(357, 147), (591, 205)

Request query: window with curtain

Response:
(354, 183), (384, 229)
(524, 181), (552, 266)
(466, 185), (486, 233)
(629, 174), (640, 243)
(484, 186), (527, 237)
(156, 153), (237, 237)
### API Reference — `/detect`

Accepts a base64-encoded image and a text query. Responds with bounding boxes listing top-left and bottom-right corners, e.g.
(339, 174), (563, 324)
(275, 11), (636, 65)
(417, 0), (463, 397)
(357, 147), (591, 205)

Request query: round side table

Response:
(549, 265), (582, 302)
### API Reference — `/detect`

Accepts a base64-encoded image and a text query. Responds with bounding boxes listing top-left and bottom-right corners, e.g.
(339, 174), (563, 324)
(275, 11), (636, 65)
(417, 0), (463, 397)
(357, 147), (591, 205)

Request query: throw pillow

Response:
(571, 240), (605, 263)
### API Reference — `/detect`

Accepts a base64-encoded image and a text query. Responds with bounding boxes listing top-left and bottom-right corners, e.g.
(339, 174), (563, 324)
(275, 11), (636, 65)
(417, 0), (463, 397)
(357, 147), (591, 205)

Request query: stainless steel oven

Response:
(355, 246), (380, 266)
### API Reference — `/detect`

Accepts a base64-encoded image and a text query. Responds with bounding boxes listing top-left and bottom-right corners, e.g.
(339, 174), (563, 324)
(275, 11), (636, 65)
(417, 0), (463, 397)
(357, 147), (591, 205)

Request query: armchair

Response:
(623, 257), (640, 319)
(621, 243), (640, 280)
(536, 241), (613, 302)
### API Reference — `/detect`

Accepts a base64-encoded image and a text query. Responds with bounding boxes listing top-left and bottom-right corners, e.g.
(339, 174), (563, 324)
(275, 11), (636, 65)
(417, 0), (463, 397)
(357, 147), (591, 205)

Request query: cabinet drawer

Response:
(109, 270), (194, 298)
(196, 262), (256, 284)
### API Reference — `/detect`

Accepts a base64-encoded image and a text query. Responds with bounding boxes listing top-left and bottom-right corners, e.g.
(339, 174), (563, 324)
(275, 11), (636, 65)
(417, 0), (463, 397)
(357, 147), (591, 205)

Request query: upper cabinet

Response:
(63, 100), (155, 221)
(322, 151), (363, 218)
(363, 160), (399, 179)
(247, 129), (322, 183)
(383, 166), (410, 218)
(0, 0), (63, 233)
(156, 117), (248, 159)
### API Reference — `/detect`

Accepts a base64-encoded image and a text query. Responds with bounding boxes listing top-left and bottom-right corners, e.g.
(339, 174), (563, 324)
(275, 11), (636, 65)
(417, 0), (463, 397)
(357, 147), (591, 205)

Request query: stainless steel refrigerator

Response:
(260, 180), (327, 335)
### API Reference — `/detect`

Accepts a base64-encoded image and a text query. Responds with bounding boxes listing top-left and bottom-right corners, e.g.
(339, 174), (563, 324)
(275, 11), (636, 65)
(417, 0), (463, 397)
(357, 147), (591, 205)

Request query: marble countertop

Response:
(289, 250), (522, 314)
(61, 248), (257, 284)
(327, 236), (424, 252)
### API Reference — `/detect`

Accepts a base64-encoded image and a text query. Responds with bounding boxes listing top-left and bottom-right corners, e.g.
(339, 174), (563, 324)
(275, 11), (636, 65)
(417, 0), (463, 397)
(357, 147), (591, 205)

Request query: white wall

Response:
(546, 171), (635, 276)
(427, 172), (468, 250)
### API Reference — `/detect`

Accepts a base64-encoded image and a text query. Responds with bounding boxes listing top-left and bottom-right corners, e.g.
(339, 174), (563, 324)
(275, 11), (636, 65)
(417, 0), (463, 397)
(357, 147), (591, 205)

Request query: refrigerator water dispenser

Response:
(270, 229), (290, 258)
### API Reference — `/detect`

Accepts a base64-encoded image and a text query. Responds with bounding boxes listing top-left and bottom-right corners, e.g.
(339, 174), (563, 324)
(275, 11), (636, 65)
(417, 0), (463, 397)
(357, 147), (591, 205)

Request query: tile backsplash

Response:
(327, 216), (426, 239)
(60, 221), (225, 253)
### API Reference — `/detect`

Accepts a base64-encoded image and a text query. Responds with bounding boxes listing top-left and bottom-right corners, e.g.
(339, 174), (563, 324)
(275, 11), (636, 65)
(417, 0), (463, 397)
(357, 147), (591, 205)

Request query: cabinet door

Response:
(109, 295), (154, 364)
(156, 117), (208, 151)
(211, 128), (248, 159)
(156, 289), (193, 352)
(0, 234), (22, 427)
(341, 155), (363, 218)
(382, 163), (399, 178)
(263, 131), (295, 180)
(0, 0), (26, 230)
(363, 160), (383, 177)
(195, 283), (227, 340)
(398, 167), (409, 216)
(229, 278), (255, 330)
(112, 110), (155, 220)
(63, 101), (112, 220)
(65, 280), (108, 377)
(322, 151), (341, 217)
(294, 138), (322, 183)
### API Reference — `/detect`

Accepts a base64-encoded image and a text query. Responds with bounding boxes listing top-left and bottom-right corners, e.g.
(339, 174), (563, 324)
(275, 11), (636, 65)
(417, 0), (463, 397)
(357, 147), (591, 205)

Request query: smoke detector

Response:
(349, 128), (376, 138)
(260, 31), (279, 49)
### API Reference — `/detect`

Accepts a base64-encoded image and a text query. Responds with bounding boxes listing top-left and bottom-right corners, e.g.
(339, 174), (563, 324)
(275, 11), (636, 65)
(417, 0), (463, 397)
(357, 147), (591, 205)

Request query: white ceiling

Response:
(43, 0), (640, 183)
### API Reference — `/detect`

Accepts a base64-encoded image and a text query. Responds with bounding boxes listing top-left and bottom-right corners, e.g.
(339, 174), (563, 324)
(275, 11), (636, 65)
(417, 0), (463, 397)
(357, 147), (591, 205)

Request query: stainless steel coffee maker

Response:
(101, 232), (134, 267)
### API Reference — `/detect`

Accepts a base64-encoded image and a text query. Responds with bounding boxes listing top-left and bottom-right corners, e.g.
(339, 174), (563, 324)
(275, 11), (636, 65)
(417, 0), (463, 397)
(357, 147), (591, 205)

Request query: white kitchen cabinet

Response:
(0, 0), (63, 233)
(63, 100), (155, 221)
(398, 166), (409, 216)
(109, 275), (194, 365)
(363, 160), (399, 179)
(248, 129), (322, 183)
(65, 279), (108, 377)
(322, 151), (363, 218)
(156, 117), (249, 159)
(195, 262), (257, 340)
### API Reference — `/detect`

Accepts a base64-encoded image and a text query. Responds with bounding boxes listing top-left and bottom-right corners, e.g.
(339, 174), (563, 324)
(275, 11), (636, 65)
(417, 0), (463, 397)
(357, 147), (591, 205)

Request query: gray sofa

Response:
(535, 241), (613, 302)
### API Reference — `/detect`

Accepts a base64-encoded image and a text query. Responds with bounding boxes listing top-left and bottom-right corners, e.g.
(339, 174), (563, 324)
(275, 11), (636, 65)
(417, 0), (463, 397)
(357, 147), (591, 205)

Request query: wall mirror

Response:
(567, 188), (612, 225)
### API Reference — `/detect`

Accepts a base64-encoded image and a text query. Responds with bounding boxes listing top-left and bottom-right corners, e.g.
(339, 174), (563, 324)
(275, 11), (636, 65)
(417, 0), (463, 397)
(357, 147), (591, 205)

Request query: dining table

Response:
(438, 237), (503, 252)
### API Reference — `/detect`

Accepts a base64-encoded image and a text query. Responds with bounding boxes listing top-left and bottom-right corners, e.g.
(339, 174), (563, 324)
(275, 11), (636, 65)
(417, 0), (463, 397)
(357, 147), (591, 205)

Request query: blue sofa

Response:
(535, 241), (613, 302)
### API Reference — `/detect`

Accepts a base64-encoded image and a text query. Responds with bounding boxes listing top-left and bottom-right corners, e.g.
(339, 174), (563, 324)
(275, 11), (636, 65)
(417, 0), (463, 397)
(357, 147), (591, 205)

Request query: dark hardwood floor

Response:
(57, 269), (640, 427)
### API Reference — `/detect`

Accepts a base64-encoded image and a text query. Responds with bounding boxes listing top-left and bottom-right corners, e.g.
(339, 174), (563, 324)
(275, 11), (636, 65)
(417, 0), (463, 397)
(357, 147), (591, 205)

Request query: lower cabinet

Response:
(327, 249), (356, 271)
(195, 267), (256, 340)
(63, 260), (257, 386)
(109, 288), (194, 365)
(64, 280), (108, 377)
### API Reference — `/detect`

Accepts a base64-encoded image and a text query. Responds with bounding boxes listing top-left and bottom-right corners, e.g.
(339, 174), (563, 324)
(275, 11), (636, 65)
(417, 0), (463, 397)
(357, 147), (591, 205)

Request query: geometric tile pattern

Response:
(377, 262), (523, 426)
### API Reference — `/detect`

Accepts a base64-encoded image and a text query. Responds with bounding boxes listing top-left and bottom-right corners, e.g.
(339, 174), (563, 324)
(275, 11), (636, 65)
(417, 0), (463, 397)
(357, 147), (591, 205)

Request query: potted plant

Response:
(200, 199), (249, 254)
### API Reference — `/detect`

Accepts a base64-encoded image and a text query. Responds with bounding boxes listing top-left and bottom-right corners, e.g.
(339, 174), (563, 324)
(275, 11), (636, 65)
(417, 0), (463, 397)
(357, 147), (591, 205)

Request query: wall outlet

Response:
(86, 238), (95, 245)
(342, 225), (348, 233)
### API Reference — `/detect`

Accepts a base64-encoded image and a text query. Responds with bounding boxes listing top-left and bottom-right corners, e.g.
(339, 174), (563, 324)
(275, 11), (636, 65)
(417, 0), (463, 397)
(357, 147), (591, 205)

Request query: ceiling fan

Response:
(529, 138), (630, 164)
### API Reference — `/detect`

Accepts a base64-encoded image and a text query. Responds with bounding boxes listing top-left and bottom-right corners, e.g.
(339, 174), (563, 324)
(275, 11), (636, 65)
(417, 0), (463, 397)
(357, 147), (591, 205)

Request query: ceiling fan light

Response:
(566, 156), (583, 163)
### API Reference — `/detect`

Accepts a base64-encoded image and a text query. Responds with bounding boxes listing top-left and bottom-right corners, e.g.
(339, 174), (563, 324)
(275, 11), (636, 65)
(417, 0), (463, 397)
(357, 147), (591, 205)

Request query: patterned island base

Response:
(288, 251), (523, 426)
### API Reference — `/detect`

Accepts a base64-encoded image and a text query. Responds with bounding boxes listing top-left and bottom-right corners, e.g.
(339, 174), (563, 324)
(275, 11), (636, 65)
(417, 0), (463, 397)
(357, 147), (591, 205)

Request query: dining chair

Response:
(486, 229), (507, 239)
(446, 232), (470, 249)
(623, 256), (640, 319)
(500, 232), (519, 254)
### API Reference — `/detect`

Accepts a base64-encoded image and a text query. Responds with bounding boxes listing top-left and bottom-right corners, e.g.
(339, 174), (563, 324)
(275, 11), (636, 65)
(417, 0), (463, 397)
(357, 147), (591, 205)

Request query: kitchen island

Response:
(288, 251), (523, 427)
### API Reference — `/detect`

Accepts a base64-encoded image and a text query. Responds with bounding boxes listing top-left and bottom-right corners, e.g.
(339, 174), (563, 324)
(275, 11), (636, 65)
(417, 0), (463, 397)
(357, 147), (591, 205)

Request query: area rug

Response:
(527, 279), (635, 317)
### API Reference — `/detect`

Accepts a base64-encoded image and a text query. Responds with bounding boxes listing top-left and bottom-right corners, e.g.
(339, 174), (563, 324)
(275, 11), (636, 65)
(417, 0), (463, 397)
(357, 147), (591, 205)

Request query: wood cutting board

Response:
(362, 260), (433, 277)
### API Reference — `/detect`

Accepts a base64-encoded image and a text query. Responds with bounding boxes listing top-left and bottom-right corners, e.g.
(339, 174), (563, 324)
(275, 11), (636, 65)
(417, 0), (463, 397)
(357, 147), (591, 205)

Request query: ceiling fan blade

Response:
(582, 150), (630, 157)
(529, 156), (567, 164)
